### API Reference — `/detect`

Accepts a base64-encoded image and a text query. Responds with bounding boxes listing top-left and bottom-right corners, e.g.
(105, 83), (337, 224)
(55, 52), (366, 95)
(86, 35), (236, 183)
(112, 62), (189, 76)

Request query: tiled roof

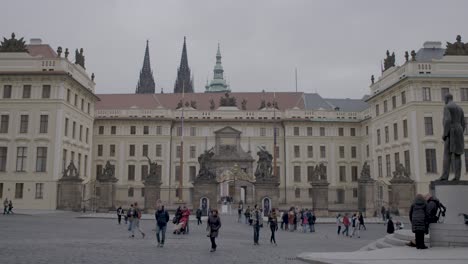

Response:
(96, 92), (305, 111)
(26, 44), (57, 58)
(303, 93), (368, 112)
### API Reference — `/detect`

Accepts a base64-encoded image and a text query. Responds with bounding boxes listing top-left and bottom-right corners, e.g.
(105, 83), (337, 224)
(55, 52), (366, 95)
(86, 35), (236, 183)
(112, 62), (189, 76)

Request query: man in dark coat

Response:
(439, 93), (465, 181)
(155, 205), (170, 247)
(409, 194), (428, 249)
(207, 209), (221, 252)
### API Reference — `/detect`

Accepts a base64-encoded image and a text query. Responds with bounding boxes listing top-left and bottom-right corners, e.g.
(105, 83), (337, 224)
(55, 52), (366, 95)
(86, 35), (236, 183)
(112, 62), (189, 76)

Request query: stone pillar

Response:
(389, 177), (415, 215)
(310, 180), (330, 217)
(57, 177), (83, 211)
(192, 182), (218, 213)
(143, 180), (162, 213)
(97, 179), (118, 212)
(254, 181), (280, 209)
(429, 181), (468, 247)
(358, 178), (376, 217)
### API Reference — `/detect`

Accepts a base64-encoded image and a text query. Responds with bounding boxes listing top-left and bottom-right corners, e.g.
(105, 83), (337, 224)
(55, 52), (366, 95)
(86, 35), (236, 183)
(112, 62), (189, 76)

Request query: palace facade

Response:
(1, 34), (468, 215)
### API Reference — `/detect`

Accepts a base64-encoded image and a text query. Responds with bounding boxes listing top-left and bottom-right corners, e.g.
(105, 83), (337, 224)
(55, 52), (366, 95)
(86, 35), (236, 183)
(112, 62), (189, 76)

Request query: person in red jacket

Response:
(341, 213), (350, 237)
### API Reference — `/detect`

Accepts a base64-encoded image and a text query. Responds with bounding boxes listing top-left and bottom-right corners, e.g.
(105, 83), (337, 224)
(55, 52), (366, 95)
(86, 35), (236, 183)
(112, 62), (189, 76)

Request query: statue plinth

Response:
(389, 176), (415, 215)
(358, 177), (376, 217)
(310, 180), (330, 217)
(57, 176), (83, 211)
(143, 178), (162, 213)
(429, 180), (468, 247)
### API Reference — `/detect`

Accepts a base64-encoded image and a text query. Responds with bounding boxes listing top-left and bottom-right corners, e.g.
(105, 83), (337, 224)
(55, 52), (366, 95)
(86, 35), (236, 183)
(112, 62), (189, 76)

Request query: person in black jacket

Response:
(207, 209), (222, 252)
(116, 206), (123, 224)
(409, 194), (428, 249)
(155, 205), (170, 247)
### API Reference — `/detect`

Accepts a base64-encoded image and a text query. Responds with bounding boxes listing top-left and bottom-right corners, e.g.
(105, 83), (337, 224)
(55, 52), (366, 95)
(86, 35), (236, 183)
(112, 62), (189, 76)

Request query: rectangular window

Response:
(128, 165), (135, 181)
(461, 88), (468, 101)
(294, 145), (300, 158)
(465, 149), (468, 173)
(377, 129), (381, 145)
(141, 188), (145, 197)
(366, 145), (369, 157)
(129, 145), (135, 156)
(320, 146), (326, 158)
(293, 127), (300, 136)
(67, 89), (71, 102)
(0, 183), (3, 198)
(176, 145), (181, 158)
(307, 166), (314, 182)
(3, 85), (12, 98)
(392, 95), (396, 109)
(142, 144), (148, 157)
(353, 188), (358, 198)
(339, 146), (345, 158)
(403, 120), (408, 138)
(259, 127), (266, 137)
(110, 144), (116, 157)
(190, 146), (196, 159)
(338, 127), (344, 136)
(423, 87), (431, 101)
(143, 126), (149, 135)
(385, 126), (389, 143)
(307, 127), (313, 136)
(441, 88), (450, 101)
(351, 146), (357, 158)
(62, 149), (67, 172)
(72, 122), (76, 139)
(177, 126), (182, 136)
(84, 155), (88, 176)
(15, 183), (24, 199)
(375, 104), (380, 116)
(394, 152), (400, 169)
(383, 100), (388, 113)
(36, 147), (47, 172)
(39, 115), (48, 133)
(401, 91), (406, 105)
(339, 166), (346, 182)
(294, 166), (301, 182)
(393, 123), (398, 140)
(64, 118), (69, 136)
(190, 127), (196, 137)
(351, 166), (358, 182)
(424, 117), (433, 136)
(386, 154), (391, 177)
(77, 153), (81, 175)
(74, 94), (78, 106)
(16, 147), (27, 172)
(128, 188), (134, 197)
(141, 165), (148, 181)
(23, 85), (31, 98)
(350, 128), (356, 137)
(81, 99), (84, 111)
(307, 146), (313, 158)
(87, 103), (90, 114)
(79, 125), (82, 141)
(156, 144), (162, 157)
(275, 146), (280, 158)
(19, 115), (29, 133)
(36, 183), (45, 199)
(42, 85), (51, 99)
(97, 145), (103, 156)
(0, 147), (7, 171)
(175, 165), (181, 182)
(156, 126), (162, 135)
(189, 166), (196, 182)
(111, 126), (116, 135)
(378, 156), (383, 177)
(425, 149), (437, 173)
(86, 128), (89, 143)
(0, 115), (9, 133)
(309, 188), (313, 198)
(96, 164), (102, 178)
(129, 126), (136, 135)
(337, 189), (344, 204)
(320, 127), (325, 136)
(295, 189), (301, 199)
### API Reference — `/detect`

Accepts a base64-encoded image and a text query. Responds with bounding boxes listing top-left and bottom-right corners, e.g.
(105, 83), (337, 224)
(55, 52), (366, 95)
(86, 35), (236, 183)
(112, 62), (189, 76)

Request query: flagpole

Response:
(179, 83), (184, 202)
(273, 92), (277, 180)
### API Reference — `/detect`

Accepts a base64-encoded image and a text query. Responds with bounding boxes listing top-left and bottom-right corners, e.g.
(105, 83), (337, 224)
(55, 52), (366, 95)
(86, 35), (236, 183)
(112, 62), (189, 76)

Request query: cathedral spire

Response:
(136, 40), (156, 94)
(205, 43), (230, 93)
(174, 36), (193, 93)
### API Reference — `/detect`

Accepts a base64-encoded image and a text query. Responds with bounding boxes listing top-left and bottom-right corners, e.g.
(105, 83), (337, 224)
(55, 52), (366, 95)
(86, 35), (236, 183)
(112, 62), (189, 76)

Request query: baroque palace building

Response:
(1, 33), (468, 215)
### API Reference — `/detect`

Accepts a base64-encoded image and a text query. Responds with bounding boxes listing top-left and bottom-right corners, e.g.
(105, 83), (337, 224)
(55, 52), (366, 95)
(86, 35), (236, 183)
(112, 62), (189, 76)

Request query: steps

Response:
(360, 229), (430, 251)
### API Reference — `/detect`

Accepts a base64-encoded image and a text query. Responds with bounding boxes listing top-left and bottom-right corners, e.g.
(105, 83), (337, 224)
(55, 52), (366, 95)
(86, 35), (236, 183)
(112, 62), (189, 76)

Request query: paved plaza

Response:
(0, 212), (387, 264)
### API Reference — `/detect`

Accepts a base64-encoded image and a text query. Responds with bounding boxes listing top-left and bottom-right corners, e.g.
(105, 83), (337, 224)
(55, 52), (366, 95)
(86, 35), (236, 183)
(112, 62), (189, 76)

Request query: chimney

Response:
(29, 38), (42, 45)
(423, 41), (442, 49)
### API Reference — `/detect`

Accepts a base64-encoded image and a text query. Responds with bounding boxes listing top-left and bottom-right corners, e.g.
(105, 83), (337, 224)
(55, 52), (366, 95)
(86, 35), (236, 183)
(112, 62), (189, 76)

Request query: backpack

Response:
(427, 199), (446, 223)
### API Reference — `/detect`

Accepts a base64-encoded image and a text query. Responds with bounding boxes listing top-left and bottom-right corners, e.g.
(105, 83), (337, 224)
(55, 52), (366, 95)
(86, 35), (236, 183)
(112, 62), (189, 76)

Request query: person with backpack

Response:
(350, 213), (360, 238)
(308, 210), (316, 233)
(426, 194), (446, 225)
(252, 204), (261, 245)
(342, 213), (350, 237)
(268, 208), (278, 245)
(336, 214), (342, 235)
(116, 206), (123, 224)
(131, 202), (145, 239)
(155, 205), (170, 247)
(358, 212), (366, 230)
(127, 204), (135, 233)
(7, 200), (13, 214)
(196, 208), (202, 225)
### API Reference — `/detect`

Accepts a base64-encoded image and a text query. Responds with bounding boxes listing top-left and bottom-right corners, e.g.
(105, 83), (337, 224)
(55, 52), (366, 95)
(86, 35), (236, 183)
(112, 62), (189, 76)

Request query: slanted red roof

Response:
(96, 92), (305, 111)
(26, 44), (57, 58)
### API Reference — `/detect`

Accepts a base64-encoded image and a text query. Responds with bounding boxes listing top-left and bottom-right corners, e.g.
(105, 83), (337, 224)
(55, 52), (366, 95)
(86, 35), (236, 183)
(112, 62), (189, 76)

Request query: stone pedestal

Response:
(97, 179), (117, 212)
(429, 181), (468, 247)
(193, 182), (218, 214)
(311, 180), (330, 217)
(57, 177), (83, 211)
(143, 180), (162, 213)
(358, 178), (376, 217)
(389, 178), (415, 215)
(254, 180), (280, 209)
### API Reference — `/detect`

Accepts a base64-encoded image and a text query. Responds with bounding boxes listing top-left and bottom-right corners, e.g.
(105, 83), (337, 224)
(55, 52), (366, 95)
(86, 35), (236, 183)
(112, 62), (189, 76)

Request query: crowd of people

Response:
(3, 198), (13, 214)
(335, 212), (366, 238)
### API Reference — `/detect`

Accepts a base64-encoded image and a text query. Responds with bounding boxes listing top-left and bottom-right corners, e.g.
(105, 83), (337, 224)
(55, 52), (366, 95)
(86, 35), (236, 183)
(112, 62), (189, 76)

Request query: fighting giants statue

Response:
(255, 147), (273, 179)
(63, 160), (79, 178)
(145, 156), (161, 182)
(360, 161), (371, 180)
(97, 161), (116, 181)
(439, 93), (465, 181)
(392, 163), (411, 180)
(196, 148), (215, 181)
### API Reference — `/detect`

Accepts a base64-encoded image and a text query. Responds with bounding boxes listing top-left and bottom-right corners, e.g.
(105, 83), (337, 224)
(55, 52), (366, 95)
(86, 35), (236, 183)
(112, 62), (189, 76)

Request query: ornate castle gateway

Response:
(193, 126), (279, 216)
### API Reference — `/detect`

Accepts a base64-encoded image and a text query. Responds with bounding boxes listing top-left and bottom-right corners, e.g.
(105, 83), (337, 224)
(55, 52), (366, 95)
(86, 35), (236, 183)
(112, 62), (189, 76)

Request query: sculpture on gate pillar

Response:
(196, 148), (215, 181)
(360, 161), (371, 180)
(97, 161), (117, 182)
(63, 160), (79, 178)
(255, 147), (273, 180)
(145, 156), (161, 183)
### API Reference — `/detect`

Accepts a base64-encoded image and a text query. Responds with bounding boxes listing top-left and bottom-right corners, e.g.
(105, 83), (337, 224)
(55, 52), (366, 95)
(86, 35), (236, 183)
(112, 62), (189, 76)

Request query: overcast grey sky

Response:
(1, 0), (467, 98)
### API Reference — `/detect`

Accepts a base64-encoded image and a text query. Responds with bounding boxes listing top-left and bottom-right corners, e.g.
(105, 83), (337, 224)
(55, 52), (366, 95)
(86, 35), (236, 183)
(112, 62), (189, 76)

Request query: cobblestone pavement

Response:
(0, 213), (386, 264)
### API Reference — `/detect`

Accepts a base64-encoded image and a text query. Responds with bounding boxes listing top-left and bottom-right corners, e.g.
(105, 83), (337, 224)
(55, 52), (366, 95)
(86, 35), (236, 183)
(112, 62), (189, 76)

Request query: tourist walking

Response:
(288, 208), (295, 232)
(302, 209), (309, 233)
(244, 206), (251, 225)
(127, 204), (136, 232)
(308, 210), (316, 232)
(387, 216), (395, 234)
(237, 203), (243, 223)
(342, 214), (350, 236)
(336, 214), (342, 235)
(155, 205), (170, 247)
(196, 208), (202, 225)
(409, 194), (428, 249)
(381, 206), (386, 222)
(252, 204), (261, 245)
(350, 213), (360, 238)
(117, 206), (123, 224)
(3, 198), (8, 214)
(268, 208), (278, 245)
(281, 210), (288, 230)
(7, 200), (13, 214)
(207, 209), (221, 252)
(358, 212), (366, 230)
(131, 202), (145, 238)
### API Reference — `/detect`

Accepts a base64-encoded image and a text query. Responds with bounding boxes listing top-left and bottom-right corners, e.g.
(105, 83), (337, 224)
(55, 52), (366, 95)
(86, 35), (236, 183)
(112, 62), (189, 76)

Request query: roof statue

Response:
(371, 75), (375, 84)
(57, 47), (62, 57)
(209, 99), (216, 110)
(64, 48), (69, 58)
(0, 33), (28, 52)
(404, 51), (409, 62)
(241, 99), (247, 110)
(174, 37), (194, 93)
(91, 73), (95, 82)
(383, 50), (395, 71)
(411, 50), (416, 61)
(219, 92), (237, 107)
(445, 35), (468, 55)
(205, 43), (230, 93)
(135, 40), (156, 94)
(75, 48), (85, 69)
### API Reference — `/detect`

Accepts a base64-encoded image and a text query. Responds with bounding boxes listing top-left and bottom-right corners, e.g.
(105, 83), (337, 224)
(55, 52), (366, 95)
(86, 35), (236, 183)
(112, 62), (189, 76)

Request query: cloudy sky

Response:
(1, 0), (467, 98)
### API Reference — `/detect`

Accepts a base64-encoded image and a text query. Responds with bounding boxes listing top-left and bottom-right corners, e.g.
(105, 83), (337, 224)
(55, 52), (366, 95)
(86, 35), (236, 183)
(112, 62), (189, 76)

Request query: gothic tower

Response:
(205, 43), (230, 93)
(174, 37), (194, 93)
(135, 40), (156, 94)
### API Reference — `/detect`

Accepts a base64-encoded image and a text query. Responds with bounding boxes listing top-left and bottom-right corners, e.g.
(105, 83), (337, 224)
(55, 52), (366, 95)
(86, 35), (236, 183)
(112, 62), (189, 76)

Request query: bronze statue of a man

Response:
(439, 93), (465, 181)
